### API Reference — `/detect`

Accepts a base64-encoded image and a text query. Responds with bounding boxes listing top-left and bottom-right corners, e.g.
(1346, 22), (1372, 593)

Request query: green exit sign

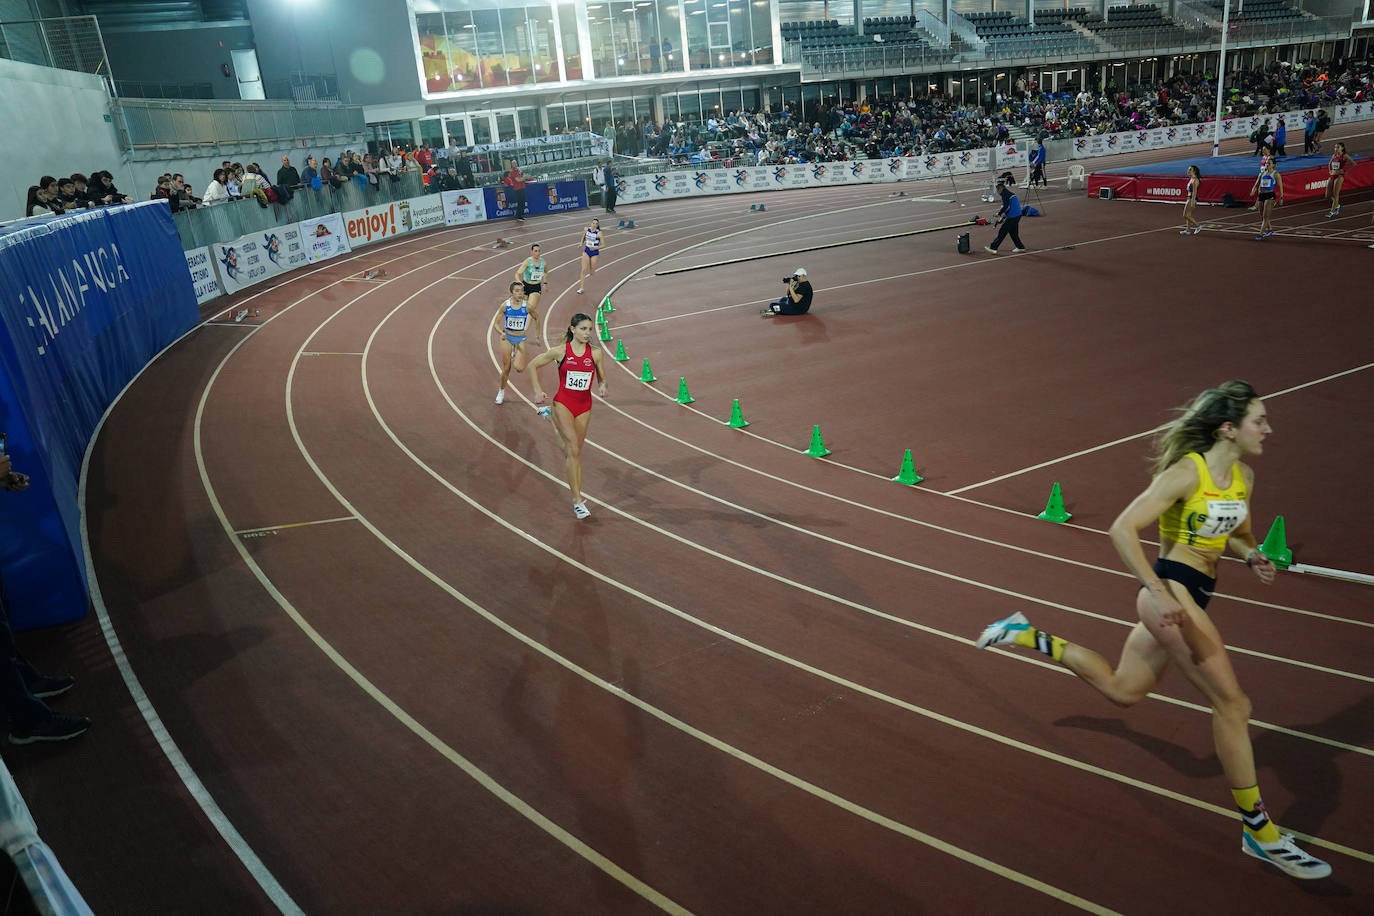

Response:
(103, 114), (111, 122)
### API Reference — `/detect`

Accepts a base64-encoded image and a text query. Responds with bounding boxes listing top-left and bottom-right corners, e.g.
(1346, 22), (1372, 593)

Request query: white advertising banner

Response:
(184, 246), (223, 305)
(342, 202), (410, 248)
(300, 212), (351, 263)
(258, 223), (310, 274)
(398, 194), (447, 233)
(441, 189), (488, 225)
(211, 233), (281, 296)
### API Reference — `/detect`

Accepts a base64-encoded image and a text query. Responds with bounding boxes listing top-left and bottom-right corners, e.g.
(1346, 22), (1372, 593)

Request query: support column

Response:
(855, 0), (864, 34)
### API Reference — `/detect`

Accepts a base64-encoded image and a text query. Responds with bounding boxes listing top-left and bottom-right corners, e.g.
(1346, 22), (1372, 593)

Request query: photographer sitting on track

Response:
(761, 267), (813, 318)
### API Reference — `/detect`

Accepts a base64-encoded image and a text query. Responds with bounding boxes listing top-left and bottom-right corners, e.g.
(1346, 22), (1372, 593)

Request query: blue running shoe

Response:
(975, 612), (1030, 649)
(1241, 832), (1331, 879)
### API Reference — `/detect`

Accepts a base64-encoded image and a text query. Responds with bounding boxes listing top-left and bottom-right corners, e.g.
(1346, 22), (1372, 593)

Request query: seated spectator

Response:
(201, 168), (230, 206)
(319, 157), (341, 189)
(25, 184), (61, 218)
(55, 176), (90, 211)
(277, 155), (301, 189)
(171, 174), (200, 209)
(69, 173), (93, 205)
(151, 174), (179, 209)
(89, 170), (132, 205)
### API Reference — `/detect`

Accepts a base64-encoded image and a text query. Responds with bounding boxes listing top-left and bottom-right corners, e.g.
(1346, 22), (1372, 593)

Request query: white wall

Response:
(0, 57), (136, 221)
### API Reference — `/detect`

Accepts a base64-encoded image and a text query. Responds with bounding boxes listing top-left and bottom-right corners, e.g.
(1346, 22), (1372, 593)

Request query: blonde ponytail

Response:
(1150, 380), (1259, 476)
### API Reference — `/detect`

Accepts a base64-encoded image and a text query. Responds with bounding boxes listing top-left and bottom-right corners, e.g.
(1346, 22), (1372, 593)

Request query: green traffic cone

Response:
(596, 304), (606, 323)
(1259, 516), (1292, 569)
(676, 377), (695, 404)
(804, 425), (831, 457)
(613, 338), (628, 361)
(726, 398), (749, 428)
(892, 449), (923, 485)
(599, 321), (611, 341)
(639, 358), (656, 383)
(602, 295), (614, 313)
(1037, 482), (1071, 523)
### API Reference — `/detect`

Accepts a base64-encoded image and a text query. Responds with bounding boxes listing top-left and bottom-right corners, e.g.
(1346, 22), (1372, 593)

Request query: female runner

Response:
(514, 243), (547, 313)
(1180, 165), (1201, 235)
(491, 281), (537, 405)
(975, 381), (1331, 880)
(1325, 142), (1353, 218)
(1249, 159), (1283, 240)
(575, 218), (601, 295)
(528, 313), (608, 520)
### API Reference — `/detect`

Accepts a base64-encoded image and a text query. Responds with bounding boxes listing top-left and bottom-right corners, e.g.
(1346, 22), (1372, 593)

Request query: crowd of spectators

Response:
(587, 59), (1374, 168)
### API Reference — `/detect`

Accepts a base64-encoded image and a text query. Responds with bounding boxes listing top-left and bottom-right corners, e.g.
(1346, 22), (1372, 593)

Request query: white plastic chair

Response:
(1065, 163), (1086, 191)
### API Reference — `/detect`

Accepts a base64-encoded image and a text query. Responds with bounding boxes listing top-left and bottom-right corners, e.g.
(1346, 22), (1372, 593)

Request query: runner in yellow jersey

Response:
(975, 380), (1331, 880)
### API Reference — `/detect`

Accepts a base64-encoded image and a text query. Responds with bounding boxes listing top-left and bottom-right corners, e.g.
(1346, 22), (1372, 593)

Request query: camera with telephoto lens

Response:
(782, 275), (797, 283)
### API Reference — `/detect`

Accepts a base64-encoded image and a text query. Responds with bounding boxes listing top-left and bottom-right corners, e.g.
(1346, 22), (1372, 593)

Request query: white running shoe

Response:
(1241, 832), (1332, 880)
(975, 612), (1031, 649)
(983, 246), (999, 254)
(536, 406), (551, 418)
(572, 501), (591, 520)
(494, 388), (505, 404)
(575, 287), (584, 294)
(1013, 247), (1028, 253)
(1180, 229), (1192, 235)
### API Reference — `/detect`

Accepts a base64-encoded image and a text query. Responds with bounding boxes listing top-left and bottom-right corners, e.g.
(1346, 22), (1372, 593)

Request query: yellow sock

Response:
(1012, 626), (1067, 661)
(1232, 785), (1281, 843)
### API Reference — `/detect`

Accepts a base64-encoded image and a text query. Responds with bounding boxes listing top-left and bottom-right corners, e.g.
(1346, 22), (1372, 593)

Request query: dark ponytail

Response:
(564, 312), (593, 343)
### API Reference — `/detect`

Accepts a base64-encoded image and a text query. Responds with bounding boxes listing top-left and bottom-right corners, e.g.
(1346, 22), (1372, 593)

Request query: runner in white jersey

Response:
(576, 217), (601, 295)
(492, 280), (538, 404)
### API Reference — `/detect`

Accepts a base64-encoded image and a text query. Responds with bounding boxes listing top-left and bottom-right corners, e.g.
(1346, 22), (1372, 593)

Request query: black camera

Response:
(782, 275), (797, 283)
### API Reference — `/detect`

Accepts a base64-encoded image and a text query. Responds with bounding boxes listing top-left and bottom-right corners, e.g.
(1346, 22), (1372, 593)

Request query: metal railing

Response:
(114, 98), (367, 152)
(171, 171), (424, 250)
(0, 15), (111, 90)
(114, 80), (214, 100)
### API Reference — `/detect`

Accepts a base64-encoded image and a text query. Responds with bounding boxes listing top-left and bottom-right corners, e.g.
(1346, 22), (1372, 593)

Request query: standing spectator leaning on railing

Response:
(55, 176), (89, 211)
(25, 182), (61, 217)
(301, 157), (319, 189)
(172, 174), (199, 208)
(277, 155), (300, 189)
(319, 158), (341, 189)
(89, 171), (132, 205)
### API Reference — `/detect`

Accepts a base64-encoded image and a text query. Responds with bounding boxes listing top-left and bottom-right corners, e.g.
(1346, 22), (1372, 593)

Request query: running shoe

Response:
(1262, 230), (1274, 239)
(572, 501), (591, 520)
(9, 714), (91, 745)
(1013, 247), (1028, 253)
(576, 287), (584, 294)
(975, 612), (1030, 649)
(1192, 228), (1203, 234)
(1180, 229), (1193, 235)
(494, 388), (505, 404)
(536, 406), (551, 418)
(1368, 243), (1374, 249)
(1241, 832), (1332, 880)
(983, 246), (999, 254)
(1255, 234), (1266, 241)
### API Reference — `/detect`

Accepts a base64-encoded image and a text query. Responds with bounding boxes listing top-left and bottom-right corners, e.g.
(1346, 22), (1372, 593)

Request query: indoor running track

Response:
(12, 130), (1374, 915)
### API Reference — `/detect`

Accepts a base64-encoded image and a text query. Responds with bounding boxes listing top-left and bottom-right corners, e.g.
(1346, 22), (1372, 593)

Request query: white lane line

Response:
(69, 215), (519, 916)
(465, 306), (1374, 756)
(946, 361), (1374, 494)
(199, 217), (715, 913)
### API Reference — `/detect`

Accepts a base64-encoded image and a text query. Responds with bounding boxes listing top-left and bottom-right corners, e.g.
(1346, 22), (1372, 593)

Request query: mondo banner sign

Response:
(184, 246), (223, 305)
(441, 189), (488, 225)
(301, 212), (351, 263)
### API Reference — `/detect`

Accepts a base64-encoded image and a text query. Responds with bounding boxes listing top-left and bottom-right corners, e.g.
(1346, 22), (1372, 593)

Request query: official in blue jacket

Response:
(1029, 139), (1048, 188)
(985, 174), (1026, 254)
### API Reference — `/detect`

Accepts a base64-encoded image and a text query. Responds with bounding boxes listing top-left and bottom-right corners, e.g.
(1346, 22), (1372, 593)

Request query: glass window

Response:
(526, 6), (559, 84)
(678, 91), (702, 121)
(519, 107), (540, 137)
(548, 105), (567, 133)
(556, 2), (583, 80)
(499, 8), (531, 85)
(633, 95), (654, 121)
(749, 0), (772, 65)
(684, 0), (708, 69)
(471, 9), (506, 87)
(656, 0), (683, 72)
(589, 100), (612, 136)
(662, 94), (679, 120)
(742, 87), (760, 111)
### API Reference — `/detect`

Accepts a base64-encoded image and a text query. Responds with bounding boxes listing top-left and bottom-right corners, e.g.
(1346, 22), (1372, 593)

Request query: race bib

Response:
(505, 315), (527, 331)
(565, 370), (593, 391)
(528, 267), (544, 282)
(1193, 499), (1248, 538)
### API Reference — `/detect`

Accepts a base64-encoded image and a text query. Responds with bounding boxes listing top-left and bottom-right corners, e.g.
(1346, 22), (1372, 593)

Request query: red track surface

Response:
(8, 128), (1374, 915)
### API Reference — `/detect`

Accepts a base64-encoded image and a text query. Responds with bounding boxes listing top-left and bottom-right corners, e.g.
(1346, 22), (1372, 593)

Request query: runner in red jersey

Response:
(1325, 142), (1354, 218)
(528, 312), (607, 520)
